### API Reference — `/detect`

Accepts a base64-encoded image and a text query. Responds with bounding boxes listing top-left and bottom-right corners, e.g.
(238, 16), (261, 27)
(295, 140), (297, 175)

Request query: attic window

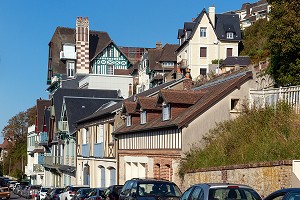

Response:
(231, 99), (240, 111)
(126, 115), (132, 127)
(162, 104), (170, 121)
(227, 32), (234, 39)
(140, 111), (146, 125)
(200, 27), (207, 37)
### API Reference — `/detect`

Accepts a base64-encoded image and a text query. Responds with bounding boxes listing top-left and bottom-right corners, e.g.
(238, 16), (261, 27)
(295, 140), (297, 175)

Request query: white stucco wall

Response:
(79, 74), (133, 98)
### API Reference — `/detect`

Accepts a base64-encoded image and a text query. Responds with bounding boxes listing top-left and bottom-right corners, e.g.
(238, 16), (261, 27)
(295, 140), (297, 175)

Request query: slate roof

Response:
(221, 56), (251, 67)
(52, 88), (121, 128)
(75, 78), (186, 126)
(176, 8), (241, 52)
(60, 74), (86, 89)
(36, 99), (51, 133)
(113, 71), (253, 134)
(64, 97), (122, 134)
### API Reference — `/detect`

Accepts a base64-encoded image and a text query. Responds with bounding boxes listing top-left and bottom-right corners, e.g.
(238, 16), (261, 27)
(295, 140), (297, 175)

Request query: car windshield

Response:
(41, 188), (50, 192)
(137, 183), (182, 197)
(208, 187), (262, 200)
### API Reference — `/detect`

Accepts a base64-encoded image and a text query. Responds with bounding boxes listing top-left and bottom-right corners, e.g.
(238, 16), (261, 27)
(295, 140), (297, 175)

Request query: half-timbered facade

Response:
(114, 70), (259, 185)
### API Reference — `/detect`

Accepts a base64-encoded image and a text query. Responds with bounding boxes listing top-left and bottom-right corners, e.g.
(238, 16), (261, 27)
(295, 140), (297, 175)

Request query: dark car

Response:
(45, 187), (64, 200)
(180, 183), (262, 200)
(104, 185), (123, 200)
(72, 188), (93, 200)
(264, 188), (300, 200)
(87, 188), (106, 200)
(119, 178), (182, 200)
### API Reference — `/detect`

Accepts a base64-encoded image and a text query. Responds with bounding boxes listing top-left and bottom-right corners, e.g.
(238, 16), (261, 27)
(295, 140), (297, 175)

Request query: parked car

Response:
(72, 188), (93, 200)
(0, 187), (10, 200)
(27, 185), (42, 199)
(103, 185), (123, 200)
(119, 178), (182, 200)
(60, 185), (90, 200)
(45, 187), (64, 200)
(180, 183), (262, 200)
(264, 188), (300, 200)
(87, 188), (106, 200)
(36, 187), (51, 200)
(7, 181), (18, 191)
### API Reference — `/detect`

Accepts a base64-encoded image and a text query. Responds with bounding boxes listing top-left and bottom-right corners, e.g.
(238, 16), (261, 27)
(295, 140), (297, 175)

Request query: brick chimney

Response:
(76, 17), (90, 74)
(209, 5), (215, 28)
(156, 41), (162, 49)
(183, 68), (192, 90)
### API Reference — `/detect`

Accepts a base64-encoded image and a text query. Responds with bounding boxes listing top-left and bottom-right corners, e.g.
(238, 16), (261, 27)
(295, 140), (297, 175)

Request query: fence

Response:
(249, 86), (300, 113)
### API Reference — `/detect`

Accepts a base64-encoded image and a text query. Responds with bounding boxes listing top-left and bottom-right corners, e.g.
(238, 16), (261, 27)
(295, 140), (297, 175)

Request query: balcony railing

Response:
(82, 144), (90, 157)
(44, 155), (63, 166)
(33, 164), (44, 172)
(58, 121), (68, 132)
(60, 51), (76, 60)
(65, 156), (75, 166)
(250, 86), (300, 114)
(94, 143), (104, 158)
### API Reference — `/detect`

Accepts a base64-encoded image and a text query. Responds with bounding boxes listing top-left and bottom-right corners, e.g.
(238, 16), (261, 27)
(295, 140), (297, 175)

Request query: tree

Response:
(1, 106), (35, 139)
(267, 0), (300, 86)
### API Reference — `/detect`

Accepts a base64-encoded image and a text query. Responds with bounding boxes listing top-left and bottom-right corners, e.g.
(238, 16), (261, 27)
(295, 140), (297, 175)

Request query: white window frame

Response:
(227, 32), (234, 39)
(140, 111), (146, 124)
(162, 104), (170, 121)
(200, 27), (207, 37)
(126, 115), (132, 127)
(82, 128), (87, 144)
(67, 61), (75, 77)
(96, 125), (104, 143)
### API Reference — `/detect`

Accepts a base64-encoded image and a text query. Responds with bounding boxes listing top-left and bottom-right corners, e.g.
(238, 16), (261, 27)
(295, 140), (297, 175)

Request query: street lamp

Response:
(214, 40), (220, 75)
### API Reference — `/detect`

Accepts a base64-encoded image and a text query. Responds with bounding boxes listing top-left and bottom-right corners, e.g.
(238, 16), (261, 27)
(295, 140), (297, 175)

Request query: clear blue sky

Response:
(0, 0), (257, 142)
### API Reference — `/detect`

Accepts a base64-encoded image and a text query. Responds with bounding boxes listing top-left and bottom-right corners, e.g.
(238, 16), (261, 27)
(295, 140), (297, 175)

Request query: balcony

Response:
(60, 44), (76, 60)
(33, 164), (44, 172)
(94, 143), (104, 158)
(58, 121), (68, 132)
(82, 144), (90, 157)
(44, 155), (63, 166)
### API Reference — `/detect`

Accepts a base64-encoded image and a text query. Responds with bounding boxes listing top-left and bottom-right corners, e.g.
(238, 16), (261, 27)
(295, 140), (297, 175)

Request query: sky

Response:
(0, 0), (257, 142)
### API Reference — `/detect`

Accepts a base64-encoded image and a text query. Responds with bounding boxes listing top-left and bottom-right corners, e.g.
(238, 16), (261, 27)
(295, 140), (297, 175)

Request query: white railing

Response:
(249, 86), (300, 114)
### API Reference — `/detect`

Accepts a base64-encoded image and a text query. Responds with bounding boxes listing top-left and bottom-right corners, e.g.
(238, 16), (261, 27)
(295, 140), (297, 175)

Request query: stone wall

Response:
(176, 160), (293, 197)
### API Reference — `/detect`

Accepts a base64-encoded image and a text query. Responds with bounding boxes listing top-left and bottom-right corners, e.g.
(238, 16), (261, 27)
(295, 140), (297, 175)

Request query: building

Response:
(176, 6), (241, 80)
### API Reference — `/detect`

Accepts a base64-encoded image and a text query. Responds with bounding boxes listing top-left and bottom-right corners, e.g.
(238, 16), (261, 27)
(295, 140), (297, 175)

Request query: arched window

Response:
(108, 167), (116, 186)
(99, 165), (106, 188)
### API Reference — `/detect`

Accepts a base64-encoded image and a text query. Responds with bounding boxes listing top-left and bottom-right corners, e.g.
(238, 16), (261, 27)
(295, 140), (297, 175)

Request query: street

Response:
(10, 192), (26, 200)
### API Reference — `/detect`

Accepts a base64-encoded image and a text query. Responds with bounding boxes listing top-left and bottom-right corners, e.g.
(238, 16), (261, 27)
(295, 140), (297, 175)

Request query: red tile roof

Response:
(137, 97), (159, 110)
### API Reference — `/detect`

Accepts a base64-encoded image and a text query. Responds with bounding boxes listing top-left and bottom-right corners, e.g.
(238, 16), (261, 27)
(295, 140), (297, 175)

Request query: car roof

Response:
(128, 178), (175, 184)
(266, 188), (300, 196)
(191, 183), (255, 189)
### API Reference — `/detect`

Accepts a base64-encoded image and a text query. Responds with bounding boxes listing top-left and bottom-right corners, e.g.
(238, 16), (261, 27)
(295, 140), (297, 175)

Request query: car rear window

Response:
(208, 187), (262, 200)
(31, 186), (41, 190)
(137, 182), (182, 197)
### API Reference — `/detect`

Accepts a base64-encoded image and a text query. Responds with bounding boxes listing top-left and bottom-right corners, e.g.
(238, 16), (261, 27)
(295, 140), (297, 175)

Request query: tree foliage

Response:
(1, 106), (36, 139)
(240, 19), (270, 64)
(267, 0), (300, 86)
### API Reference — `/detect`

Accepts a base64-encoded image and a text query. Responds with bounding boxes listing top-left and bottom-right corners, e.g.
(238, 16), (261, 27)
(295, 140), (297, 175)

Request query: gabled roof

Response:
(75, 78), (186, 126)
(148, 44), (178, 71)
(221, 56), (251, 67)
(159, 89), (205, 105)
(159, 44), (179, 62)
(64, 97), (122, 134)
(137, 97), (159, 110)
(123, 101), (137, 114)
(114, 71), (253, 134)
(52, 88), (121, 128)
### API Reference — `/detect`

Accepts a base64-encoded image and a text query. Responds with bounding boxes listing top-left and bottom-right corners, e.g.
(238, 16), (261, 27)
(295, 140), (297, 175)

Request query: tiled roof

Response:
(114, 71), (253, 134)
(123, 101), (137, 114)
(137, 97), (159, 110)
(221, 56), (251, 67)
(159, 44), (179, 62)
(148, 48), (163, 71)
(114, 69), (131, 75)
(160, 89), (205, 104)
(148, 44), (178, 71)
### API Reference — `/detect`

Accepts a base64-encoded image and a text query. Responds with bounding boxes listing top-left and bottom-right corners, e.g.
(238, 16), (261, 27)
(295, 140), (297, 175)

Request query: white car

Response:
(59, 185), (89, 200)
(37, 187), (51, 200)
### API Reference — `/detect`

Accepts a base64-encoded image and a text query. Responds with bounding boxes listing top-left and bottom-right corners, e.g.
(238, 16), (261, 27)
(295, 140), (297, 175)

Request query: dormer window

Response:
(162, 104), (170, 121)
(227, 32), (234, 39)
(126, 115), (132, 127)
(140, 111), (146, 124)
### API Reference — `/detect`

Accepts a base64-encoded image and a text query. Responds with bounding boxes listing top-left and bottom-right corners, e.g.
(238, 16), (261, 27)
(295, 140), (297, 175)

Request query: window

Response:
(162, 62), (174, 67)
(96, 125), (104, 143)
(200, 68), (207, 76)
(190, 187), (203, 200)
(126, 115), (132, 127)
(200, 47), (207, 58)
(227, 48), (233, 57)
(162, 104), (170, 121)
(200, 27), (207, 37)
(67, 61), (75, 77)
(227, 32), (234, 39)
(82, 128), (87, 144)
(107, 65), (114, 75)
(140, 111), (146, 124)
(231, 99), (239, 111)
